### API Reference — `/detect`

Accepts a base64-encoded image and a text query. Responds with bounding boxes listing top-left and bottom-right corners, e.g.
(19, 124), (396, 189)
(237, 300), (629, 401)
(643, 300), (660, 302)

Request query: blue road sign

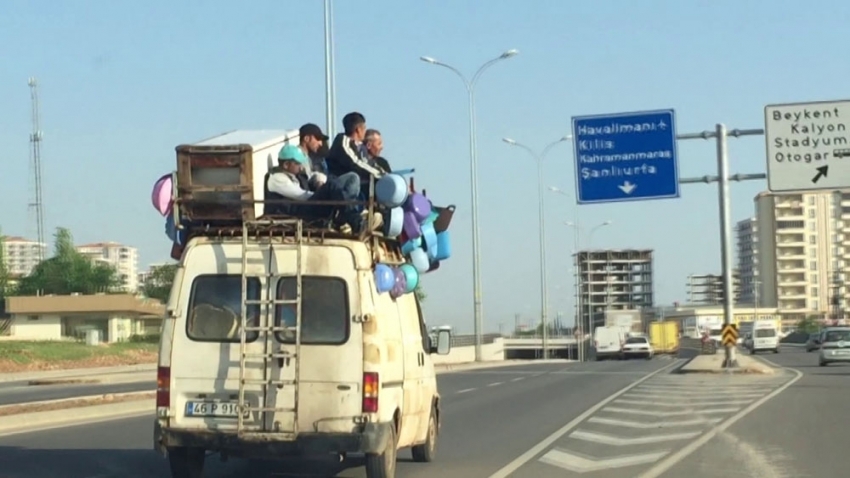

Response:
(571, 109), (680, 204)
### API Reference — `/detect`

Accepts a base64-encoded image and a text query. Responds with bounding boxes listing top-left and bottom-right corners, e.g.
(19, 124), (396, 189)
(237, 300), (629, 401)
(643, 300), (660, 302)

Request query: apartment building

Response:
(745, 191), (850, 321)
(76, 242), (139, 292)
(685, 271), (741, 306)
(736, 218), (760, 304)
(1, 236), (47, 277)
(573, 249), (654, 331)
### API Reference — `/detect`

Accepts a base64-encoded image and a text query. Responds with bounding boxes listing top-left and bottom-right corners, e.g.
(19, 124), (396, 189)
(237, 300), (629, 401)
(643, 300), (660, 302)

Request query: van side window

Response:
(275, 276), (350, 345)
(414, 297), (430, 352)
(186, 275), (260, 343)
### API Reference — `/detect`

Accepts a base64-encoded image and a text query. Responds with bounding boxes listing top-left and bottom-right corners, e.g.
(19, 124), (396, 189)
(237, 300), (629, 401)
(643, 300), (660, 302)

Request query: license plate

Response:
(185, 401), (242, 418)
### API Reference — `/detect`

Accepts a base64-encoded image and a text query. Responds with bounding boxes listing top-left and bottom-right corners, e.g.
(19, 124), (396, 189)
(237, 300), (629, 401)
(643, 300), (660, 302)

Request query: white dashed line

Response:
(456, 388), (476, 394)
(511, 377), (525, 382)
(488, 382), (504, 387)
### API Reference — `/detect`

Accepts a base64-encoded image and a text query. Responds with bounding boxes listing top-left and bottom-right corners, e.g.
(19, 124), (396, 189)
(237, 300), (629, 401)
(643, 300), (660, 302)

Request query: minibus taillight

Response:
(363, 372), (379, 413)
(156, 366), (171, 408)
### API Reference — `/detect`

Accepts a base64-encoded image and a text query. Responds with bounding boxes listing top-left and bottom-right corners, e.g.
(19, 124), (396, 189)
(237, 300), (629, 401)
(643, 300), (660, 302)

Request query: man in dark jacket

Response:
(325, 112), (385, 187)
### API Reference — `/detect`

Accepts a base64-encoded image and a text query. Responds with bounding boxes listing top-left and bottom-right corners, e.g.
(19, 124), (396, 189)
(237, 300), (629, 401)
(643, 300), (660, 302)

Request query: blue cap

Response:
(278, 144), (308, 164)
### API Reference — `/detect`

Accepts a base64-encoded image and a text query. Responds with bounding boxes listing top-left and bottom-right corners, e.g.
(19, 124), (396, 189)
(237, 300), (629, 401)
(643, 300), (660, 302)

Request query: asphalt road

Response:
(0, 359), (675, 478)
(0, 380), (156, 406)
(658, 345), (845, 478)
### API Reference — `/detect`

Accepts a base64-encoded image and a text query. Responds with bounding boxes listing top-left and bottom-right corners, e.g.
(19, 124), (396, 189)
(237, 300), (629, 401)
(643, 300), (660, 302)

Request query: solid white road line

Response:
(485, 359), (683, 478)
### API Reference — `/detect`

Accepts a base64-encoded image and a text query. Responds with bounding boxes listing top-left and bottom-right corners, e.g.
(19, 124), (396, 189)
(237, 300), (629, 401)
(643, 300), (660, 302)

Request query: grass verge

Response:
(0, 340), (158, 373)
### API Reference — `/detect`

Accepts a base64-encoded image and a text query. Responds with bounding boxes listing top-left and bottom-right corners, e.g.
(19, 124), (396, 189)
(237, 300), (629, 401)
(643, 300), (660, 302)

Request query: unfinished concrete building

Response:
(573, 249), (655, 332)
(686, 271), (741, 306)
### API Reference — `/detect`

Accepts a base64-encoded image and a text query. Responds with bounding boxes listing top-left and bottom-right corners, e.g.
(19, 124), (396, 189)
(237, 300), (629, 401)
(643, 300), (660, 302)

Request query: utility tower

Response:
(28, 77), (45, 261)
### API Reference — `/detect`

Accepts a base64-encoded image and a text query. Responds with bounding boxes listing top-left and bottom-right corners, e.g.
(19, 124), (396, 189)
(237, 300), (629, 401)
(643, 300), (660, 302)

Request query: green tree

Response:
(15, 227), (121, 296)
(797, 315), (820, 334)
(142, 263), (178, 303)
(415, 285), (426, 302)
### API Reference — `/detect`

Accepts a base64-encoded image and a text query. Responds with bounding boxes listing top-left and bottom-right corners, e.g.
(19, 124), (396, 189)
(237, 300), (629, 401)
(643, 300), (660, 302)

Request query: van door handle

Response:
(418, 352), (424, 366)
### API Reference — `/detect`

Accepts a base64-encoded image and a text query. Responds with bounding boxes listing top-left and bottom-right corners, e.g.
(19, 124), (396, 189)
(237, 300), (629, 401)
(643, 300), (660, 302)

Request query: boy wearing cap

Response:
(265, 144), (381, 233)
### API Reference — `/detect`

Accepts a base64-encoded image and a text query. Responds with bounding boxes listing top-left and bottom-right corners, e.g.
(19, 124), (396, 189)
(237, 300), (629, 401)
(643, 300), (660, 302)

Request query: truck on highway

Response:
(601, 310), (643, 334)
(648, 321), (679, 354)
(152, 130), (453, 478)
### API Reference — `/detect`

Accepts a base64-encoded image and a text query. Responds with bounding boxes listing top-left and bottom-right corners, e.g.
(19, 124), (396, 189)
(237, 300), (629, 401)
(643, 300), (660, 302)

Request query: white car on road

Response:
(622, 335), (653, 359)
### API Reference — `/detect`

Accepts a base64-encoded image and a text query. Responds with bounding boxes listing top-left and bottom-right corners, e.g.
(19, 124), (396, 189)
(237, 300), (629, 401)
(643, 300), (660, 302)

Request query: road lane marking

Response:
(588, 416), (723, 428)
(488, 382), (503, 387)
(511, 377), (524, 382)
(570, 429), (701, 446)
(456, 388), (476, 394)
(615, 398), (755, 407)
(602, 406), (740, 417)
(635, 365), (803, 478)
(540, 448), (669, 473)
(625, 392), (764, 400)
(486, 359), (683, 478)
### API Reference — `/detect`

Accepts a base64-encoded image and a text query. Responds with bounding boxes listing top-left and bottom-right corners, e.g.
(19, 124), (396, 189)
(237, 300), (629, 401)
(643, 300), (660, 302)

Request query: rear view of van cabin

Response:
(152, 130), (454, 478)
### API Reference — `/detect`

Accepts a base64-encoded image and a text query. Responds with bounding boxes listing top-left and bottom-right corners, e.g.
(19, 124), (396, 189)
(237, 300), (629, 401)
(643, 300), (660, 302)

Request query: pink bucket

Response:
(151, 173), (173, 216)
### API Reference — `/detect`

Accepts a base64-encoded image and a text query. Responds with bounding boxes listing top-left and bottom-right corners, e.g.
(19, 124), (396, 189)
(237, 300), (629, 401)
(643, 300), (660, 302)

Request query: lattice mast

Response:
(28, 77), (45, 261)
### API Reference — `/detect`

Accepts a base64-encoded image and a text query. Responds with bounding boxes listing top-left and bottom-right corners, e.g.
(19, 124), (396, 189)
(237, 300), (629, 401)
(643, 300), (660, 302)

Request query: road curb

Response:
(676, 353), (775, 375)
(0, 398), (154, 437)
(0, 363), (158, 383)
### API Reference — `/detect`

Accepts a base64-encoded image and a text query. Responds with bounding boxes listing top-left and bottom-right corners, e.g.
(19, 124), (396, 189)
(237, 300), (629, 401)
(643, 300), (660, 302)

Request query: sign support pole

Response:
(715, 123), (738, 369)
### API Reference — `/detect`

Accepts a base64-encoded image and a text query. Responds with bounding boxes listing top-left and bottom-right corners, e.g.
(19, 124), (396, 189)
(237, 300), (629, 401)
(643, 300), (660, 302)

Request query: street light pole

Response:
(502, 137), (569, 360)
(565, 220), (612, 359)
(552, 186), (581, 361)
(420, 49), (519, 362)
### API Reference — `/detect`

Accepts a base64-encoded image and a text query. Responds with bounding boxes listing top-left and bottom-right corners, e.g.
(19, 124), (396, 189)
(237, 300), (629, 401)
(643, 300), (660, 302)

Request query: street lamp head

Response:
(501, 49), (519, 59)
(548, 186), (560, 192)
(502, 137), (517, 145)
(565, 221), (577, 227)
(420, 56), (438, 64)
(560, 135), (572, 142)
(603, 220), (613, 226)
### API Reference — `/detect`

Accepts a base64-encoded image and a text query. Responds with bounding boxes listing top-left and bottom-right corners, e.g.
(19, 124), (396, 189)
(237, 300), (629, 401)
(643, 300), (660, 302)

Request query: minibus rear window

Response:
(186, 275), (260, 343)
(275, 276), (349, 345)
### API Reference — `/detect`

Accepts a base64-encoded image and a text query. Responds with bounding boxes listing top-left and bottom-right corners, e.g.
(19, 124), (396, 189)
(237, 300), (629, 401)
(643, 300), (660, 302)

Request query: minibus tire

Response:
(412, 406), (437, 462)
(365, 424), (397, 478)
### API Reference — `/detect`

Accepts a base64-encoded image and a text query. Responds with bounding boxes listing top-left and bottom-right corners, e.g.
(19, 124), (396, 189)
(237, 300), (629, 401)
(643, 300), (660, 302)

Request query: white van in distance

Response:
(744, 321), (779, 354)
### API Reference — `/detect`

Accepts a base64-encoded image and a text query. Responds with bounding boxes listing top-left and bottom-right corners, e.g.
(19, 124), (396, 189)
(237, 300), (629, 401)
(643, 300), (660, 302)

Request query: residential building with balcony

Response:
(76, 242), (139, 293)
(751, 191), (850, 321)
(736, 218), (760, 304)
(1, 236), (47, 278)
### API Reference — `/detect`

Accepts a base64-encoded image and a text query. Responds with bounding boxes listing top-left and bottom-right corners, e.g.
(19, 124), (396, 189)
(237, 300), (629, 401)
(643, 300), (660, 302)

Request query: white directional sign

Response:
(765, 99), (850, 192)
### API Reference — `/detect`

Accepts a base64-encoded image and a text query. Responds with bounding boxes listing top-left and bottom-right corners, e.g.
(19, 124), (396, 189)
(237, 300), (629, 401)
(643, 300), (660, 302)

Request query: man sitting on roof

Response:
(265, 145), (381, 233)
(325, 112), (385, 187)
(298, 122), (330, 176)
(364, 128), (392, 173)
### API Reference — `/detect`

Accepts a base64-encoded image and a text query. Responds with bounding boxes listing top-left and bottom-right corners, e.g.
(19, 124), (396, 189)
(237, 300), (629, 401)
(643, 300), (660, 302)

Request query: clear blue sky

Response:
(1, 0), (847, 333)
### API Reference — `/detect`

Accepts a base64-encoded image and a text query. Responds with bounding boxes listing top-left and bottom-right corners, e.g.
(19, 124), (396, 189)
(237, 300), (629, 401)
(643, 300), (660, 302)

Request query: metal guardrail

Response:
(448, 334), (502, 347)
